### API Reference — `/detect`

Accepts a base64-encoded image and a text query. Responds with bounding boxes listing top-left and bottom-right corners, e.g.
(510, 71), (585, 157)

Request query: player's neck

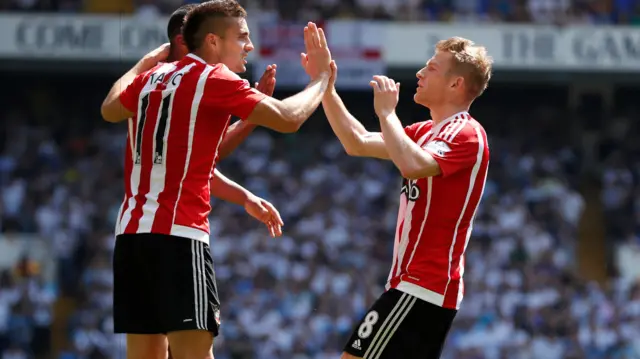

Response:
(192, 49), (220, 65)
(429, 104), (470, 125)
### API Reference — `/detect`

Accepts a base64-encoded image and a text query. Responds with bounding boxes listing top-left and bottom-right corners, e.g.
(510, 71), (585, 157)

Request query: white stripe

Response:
(200, 241), (208, 330)
(437, 118), (460, 140)
(393, 130), (433, 279)
(455, 125), (488, 308)
(443, 122), (486, 301)
(363, 293), (409, 359)
(370, 296), (417, 359)
(404, 176), (432, 272)
(396, 281), (444, 306)
(443, 117), (467, 142)
(191, 240), (202, 329)
(118, 64), (174, 233)
(387, 195), (407, 290)
(138, 64), (195, 232)
(394, 199), (415, 278)
(171, 66), (213, 229)
(387, 129), (432, 289)
(365, 295), (416, 359)
(171, 225), (210, 245)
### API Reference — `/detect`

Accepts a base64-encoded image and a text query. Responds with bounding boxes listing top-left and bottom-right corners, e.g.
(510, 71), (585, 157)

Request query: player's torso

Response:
(118, 61), (232, 241)
(389, 117), (489, 308)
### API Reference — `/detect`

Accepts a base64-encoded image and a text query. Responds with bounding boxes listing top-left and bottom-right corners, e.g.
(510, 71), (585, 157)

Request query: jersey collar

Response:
(432, 111), (469, 136)
(186, 53), (207, 64)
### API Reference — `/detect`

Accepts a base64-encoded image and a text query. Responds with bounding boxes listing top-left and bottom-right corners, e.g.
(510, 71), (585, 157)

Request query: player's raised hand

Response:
(255, 64), (277, 96)
(243, 195), (284, 238)
(328, 60), (338, 90)
(300, 22), (331, 80)
(370, 75), (401, 119)
(138, 43), (171, 71)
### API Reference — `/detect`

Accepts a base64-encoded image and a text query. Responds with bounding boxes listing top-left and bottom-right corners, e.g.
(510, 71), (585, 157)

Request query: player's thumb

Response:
(300, 53), (307, 67)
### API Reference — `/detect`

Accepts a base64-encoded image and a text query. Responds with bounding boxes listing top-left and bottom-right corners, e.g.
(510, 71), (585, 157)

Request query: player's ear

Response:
(205, 33), (218, 49)
(175, 34), (185, 46)
(451, 76), (463, 90)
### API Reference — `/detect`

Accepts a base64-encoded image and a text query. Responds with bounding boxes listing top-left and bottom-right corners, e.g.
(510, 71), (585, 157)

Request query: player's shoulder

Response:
(208, 64), (242, 81)
(439, 113), (485, 143)
(206, 63), (251, 88)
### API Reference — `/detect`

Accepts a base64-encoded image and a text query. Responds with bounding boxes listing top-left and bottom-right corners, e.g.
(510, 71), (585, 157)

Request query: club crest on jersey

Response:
(401, 179), (420, 201)
(426, 140), (451, 157)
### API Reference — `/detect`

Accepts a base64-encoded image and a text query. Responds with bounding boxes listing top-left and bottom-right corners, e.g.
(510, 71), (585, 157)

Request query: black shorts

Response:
(343, 289), (457, 359)
(113, 233), (220, 335)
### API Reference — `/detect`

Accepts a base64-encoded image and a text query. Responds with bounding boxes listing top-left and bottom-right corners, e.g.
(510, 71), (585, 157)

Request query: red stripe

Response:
(151, 65), (205, 233)
(173, 78), (227, 232)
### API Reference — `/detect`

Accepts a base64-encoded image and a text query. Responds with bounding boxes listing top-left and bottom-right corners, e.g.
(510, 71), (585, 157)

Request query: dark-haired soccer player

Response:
(165, 4), (277, 159)
(100, 1), (333, 358)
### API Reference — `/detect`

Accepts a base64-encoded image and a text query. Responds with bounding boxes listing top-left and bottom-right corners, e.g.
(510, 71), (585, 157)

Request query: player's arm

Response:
(322, 64), (389, 159)
(209, 168), (252, 205)
(217, 120), (257, 160)
(245, 73), (330, 133)
(245, 22), (331, 133)
(370, 75), (443, 179)
(100, 44), (169, 123)
(217, 65), (277, 160)
(209, 169), (283, 237)
(379, 112), (441, 179)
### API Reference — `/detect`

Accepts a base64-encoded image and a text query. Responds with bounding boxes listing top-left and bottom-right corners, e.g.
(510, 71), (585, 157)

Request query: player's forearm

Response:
(379, 113), (439, 179)
(279, 72), (331, 130)
(217, 120), (257, 160)
(209, 169), (250, 206)
(322, 90), (370, 155)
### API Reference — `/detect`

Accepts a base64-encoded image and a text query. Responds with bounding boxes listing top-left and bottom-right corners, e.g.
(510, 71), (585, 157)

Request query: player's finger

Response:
(318, 27), (328, 48)
(273, 223), (283, 237)
(303, 27), (311, 51)
(268, 222), (275, 237)
(373, 76), (386, 92)
(369, 81), (380, 92)
(308, 22), (320, 48)
(300, 53), (308, 68)
(386, 77), (395, 91)
(263, 201), (284, 226)
(255, 82), (259, 88)
(396, 82), (401, 91)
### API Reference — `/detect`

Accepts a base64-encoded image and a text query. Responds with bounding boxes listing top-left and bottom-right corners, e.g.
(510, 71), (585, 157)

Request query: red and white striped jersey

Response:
(386, 111), (489, 310)
(114, 54), (265, 245)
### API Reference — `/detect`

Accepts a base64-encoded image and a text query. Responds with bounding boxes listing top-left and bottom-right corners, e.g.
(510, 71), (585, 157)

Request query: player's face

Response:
(219, 17), (254, 73)
(414, 51), (458, 108)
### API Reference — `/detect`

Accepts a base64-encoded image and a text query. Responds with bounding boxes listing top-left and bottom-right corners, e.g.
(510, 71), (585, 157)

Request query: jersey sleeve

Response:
(119, 72), (149, 113)
(380, 121), (427, 141)
(425, 126), (481, 178)
(403, 122), (426, 141)
(203, 67), (266, 120)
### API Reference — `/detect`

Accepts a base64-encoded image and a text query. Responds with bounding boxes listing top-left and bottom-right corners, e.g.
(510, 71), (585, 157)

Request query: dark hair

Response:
(182, 0), (247, 52)
(167, 4), (196, 40)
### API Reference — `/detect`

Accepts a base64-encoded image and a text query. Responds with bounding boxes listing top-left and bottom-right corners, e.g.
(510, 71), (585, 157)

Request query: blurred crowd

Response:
(0, 72), (638, 359)
(1, 0), (640, 24)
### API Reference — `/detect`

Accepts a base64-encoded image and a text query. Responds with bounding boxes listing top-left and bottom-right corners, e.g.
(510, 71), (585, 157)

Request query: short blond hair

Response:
(435, 37), (493, 99)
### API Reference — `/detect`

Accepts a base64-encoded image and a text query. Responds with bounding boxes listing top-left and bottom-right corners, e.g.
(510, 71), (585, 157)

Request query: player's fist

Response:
(255, 64), (277, 96)
(301, 22), (331, 81)
(243, 195), (284, 238)
(370, 75), (400, 119)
